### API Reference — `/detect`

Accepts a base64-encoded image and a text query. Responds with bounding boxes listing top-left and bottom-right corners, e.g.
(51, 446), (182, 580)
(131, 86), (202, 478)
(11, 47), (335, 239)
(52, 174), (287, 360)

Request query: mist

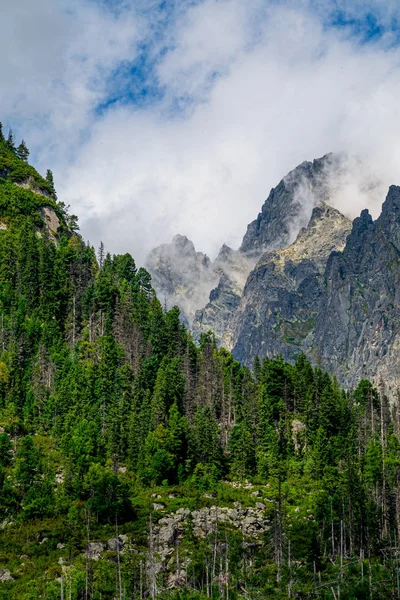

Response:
(2, 0), (400, 264)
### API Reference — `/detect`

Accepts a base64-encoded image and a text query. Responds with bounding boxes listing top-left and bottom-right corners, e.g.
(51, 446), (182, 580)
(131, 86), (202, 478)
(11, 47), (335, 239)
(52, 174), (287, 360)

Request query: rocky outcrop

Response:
(154, 504), (270, 551)
(192, 246), (254, 346)
(0, 569), (13, 582)
(85, 542), (104, 561)
(313, 186), (400, 392)
(232, 204), (352, 365)
(146, 235), (219, 326)
(14, 176), (54, 200)
(40, 206), (60, 236)
(146, 153), (400, 392)
(240, 153), (346, 256)
(152, 502), (271, 586)
(232, 185), (400, 393)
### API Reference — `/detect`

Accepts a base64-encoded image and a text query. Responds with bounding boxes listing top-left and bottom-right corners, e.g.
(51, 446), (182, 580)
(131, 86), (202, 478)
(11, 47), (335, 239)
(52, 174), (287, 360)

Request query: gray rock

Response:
(85, 542), (104, 561)
(107, 535), (128, 552)
(0, 569), (13, 582)
(146, 234), (218, 327)
(167, 570), (187, 588)
(232, 203), (352, 369)
(158, 525), (176, 547)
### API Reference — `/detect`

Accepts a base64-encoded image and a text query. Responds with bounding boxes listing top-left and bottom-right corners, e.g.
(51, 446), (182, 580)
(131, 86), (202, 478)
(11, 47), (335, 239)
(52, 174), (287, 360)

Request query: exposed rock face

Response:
(232, 204), (352, 365)
(313, 186), (400, 392)
(153, 503), (271, 584)
(40, 206), (60, 236)
(0, 569), (13, 582)
(154, 504), (270, 550)
(145, 234), (218, 326)
(232, 185), (400, 392)
(85, 542), (104, 561)
(14, 176), (54, 200)
(147, 153), (400, 392)
(148, 153), (348, 339)
(192, 245), (254, 346)
(240, 153), (345, 256)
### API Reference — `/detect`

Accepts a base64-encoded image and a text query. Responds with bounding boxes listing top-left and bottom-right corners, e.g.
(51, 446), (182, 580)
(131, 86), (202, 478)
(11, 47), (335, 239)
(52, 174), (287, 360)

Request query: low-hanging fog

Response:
(2, 0), (400, 264)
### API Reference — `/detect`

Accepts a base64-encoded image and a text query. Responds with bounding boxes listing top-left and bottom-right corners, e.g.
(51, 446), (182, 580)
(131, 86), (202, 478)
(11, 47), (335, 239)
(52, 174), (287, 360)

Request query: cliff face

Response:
(191, 245), (254, 347)
(239, 152), (346, 256)
(232, 204), (352, 364)
(145, 234), (219, 326)
(312, 186), (400, 392)
(232, 185), (400, 392)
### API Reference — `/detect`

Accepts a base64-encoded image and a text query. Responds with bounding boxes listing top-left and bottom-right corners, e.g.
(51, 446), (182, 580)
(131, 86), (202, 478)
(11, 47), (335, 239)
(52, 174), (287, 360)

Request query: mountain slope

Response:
(148, 153), (348, 339)
(145, 234), (219, 326)
(232, 203), (352, 363)
(240, 152), (345, 256)
(314, 186), (400, 392)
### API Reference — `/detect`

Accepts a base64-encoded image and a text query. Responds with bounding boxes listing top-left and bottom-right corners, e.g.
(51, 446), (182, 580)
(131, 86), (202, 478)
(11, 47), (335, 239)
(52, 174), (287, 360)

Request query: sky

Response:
(3, 0), (400, 263)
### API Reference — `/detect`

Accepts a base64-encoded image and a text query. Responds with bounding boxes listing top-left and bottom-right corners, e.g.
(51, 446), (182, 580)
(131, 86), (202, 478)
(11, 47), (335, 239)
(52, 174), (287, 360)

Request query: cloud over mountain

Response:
(3, 0), (400, 262)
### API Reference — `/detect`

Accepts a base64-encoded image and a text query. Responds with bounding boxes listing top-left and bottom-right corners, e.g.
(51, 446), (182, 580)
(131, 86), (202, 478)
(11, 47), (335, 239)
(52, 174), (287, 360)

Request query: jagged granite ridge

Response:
(145, 234), (219, 326)
(240, 152), (346, 256)
(312, 185), (400, 392)
(232, 203), (352, 362)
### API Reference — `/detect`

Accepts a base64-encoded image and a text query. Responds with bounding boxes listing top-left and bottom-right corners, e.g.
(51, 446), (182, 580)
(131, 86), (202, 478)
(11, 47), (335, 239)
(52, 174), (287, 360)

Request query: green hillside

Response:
(0, 125), (398, 599)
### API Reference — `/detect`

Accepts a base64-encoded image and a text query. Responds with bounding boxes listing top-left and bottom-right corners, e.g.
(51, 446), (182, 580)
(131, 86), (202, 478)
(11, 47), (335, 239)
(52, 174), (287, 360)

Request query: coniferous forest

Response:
(1, 127), (400, 599)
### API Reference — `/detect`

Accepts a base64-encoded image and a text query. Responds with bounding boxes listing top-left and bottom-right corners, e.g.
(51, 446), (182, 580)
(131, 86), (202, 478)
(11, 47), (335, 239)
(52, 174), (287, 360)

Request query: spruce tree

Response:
(16, 139), (29, 162)
(6, 129), (15, 151)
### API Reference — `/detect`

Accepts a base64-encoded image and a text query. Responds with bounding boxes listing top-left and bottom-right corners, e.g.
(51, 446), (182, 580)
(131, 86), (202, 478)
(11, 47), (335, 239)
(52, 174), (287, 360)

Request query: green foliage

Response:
(0, 126), (400, 599)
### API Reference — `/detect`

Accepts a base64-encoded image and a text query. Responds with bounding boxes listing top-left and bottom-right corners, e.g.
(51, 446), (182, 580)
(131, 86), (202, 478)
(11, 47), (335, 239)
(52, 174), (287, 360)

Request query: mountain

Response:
(147, 153), (347, 336)
(231, 185), (400, 393)
(239, 152), (346, 256)
(191, 244), (253, 347)
(2, 124), (400, 599)
(147, 152), (400, 393)
(145, 234), (218, 326)
(313, 186), (400, 393)
(232, 202), (352, 365)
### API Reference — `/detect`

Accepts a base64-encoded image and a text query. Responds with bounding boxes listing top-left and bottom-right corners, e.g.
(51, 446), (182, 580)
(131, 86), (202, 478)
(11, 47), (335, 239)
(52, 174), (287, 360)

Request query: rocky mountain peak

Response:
(239, 152), (346, 258)
(145, 235), (218, 325)
(171, 234), (197, 256)
(377, 185), (400, 251)
(232, 202), (352, 362)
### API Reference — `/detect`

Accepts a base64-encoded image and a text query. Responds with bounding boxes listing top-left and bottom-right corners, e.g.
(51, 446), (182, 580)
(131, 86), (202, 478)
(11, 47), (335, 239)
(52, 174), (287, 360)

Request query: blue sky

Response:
(2, 0), (400, 262)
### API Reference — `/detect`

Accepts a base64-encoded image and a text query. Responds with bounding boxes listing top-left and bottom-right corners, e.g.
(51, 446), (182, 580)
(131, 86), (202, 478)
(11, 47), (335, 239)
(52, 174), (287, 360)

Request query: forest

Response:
(0, 126), (400, 599)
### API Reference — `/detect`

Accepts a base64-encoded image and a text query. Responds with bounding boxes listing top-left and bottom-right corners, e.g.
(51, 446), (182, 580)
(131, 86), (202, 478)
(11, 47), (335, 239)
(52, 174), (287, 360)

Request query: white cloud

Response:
(0, 0), (142, 155)
(3, 0), (400, 264)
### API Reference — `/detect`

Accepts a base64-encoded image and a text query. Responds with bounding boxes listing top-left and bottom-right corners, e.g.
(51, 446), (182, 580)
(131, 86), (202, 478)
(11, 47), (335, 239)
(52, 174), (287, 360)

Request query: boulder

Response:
(85, 542), (104, 561)
(0, 570), (13, 582)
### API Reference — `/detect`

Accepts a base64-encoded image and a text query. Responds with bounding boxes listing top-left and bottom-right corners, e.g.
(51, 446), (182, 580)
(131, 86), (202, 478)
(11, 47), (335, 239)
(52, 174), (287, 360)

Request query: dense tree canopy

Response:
(0, 128), (400, 599)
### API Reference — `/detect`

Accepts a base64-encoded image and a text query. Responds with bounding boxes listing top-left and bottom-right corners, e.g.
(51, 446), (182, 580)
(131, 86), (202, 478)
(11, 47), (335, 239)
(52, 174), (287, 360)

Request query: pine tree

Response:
(45, 169), (57, 198)
(6, 129), (15, 151)
(16, 139), (29, 162)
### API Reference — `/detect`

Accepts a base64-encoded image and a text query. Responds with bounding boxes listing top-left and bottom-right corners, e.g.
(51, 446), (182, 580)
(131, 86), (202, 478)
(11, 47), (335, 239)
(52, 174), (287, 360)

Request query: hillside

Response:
(0, 129), (399, 599)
